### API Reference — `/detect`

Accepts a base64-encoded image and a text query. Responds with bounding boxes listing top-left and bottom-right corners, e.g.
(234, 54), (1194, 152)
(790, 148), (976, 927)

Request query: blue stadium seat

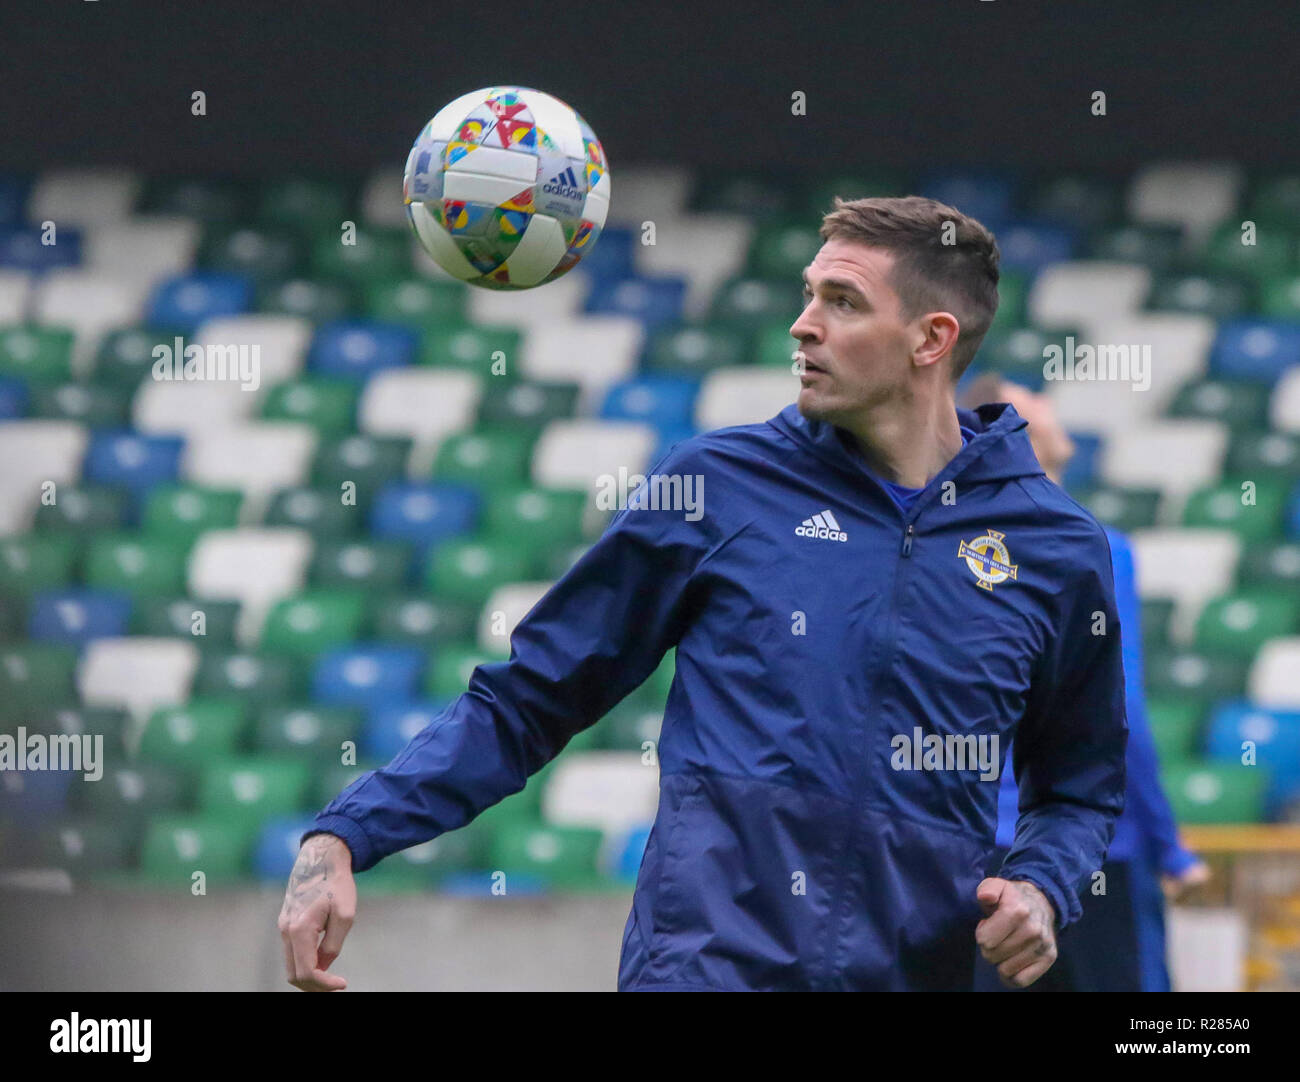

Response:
(916, 171), (1016, 226)
(252, 816), (319, 880)
(0, 377), (28, 419)
(1062, 432), (1102, 491)
(145, 272), (253, 332)
(361, 700), (450, 761)
(575, 225), (635, 284)
(584, 275), (686, 328)
(28, 588), (132, 646)
(369, 482), (479, 553)
(311, 644), (425, 709)
(994, 221), (1077, 274)
(601, 375), (699, 430)
(0, 226), (81, 272)
(307, 320), (417, 382)
(83, 431), (183, 495)
(1210, 319), (1300, 384)
(1205, 701), (1300, 813)
(0, 176), (29, 227)
(0, 766), (76, 819)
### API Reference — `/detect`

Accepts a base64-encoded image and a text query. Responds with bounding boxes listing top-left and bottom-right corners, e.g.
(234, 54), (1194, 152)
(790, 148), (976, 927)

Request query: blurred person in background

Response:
(963, 374), (1210, 992)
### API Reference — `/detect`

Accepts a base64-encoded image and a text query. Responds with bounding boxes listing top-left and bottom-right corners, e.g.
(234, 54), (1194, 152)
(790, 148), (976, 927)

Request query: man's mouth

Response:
(794, 350), (826, 374)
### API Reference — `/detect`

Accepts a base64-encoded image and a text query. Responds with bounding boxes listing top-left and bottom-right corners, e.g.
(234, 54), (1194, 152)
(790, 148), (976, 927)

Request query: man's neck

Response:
(837, 391), (965, 490)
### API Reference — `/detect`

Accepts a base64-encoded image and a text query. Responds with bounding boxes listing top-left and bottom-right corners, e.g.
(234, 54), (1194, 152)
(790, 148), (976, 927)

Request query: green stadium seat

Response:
(31, 817), (140, 875)
(804, 172), (907, 217)
(1182, 478), (1288, 541)
(138, 699), (249, 767)
(1225, 431), (1300, 480)
(261, 378), (359, 435)
(311, 227), (411, 282)
(0, 643), (77, 717)
(132, 597), (241, 645)
(34, 485), (129, 533)
(1087, 223), (1184, 269)
(0, 593), (25, 640)
(310, 760), (381, 809)
(989, 270), (1029, 331)
(93, 326), (186, 387)
(200, 224), (303, 283)
(1145, 646), (1249, 702)
(258, 277), (354, 323)
(754, 321), (801, 368)
(0, 324), (75, 384)
(198, 756), (313, 831)
(0, 534), (79, 595)
(312, 434), (413, 497)
(483, 487), (587, 552)
(425, 642), (492, 700)
(1236, 540), (1300, 595)
(364, 278), (467, 332)
(710, 277), (802, 328)
(1028, 176), (1119, 230)
(1074, 486), (1162, 532)
(490, 822), (605, 888)
(1146, 698), (1206, 765)
(79, 762), (190, 822)
(310, 540), (412, 591)
(477, 380), (580, 431)
(84, 534), (189, 597)
(1146, 273), (1252, 319)
(432, 429), (535, 491)
(1259, 275), (1300, 319)
(1202, 220), (1297, 281)
(420, 324), (524, 378)
(748, 220), (821, 281)
(139, 177), (250, 224)
(264, 486), (361, 537)
(140, 816), (254, 885)
(1168, 379), (1270, 430)
(193, 651), (306, 704)
(1162, 762), (1268, 824)
(258, 178), (352, 233)
(693, 172), (791, 220)
(1247, 175), (1300, 227)
(644, 322), (749, 377)
(599, 698), (664, 752)
(261, 591), (366, 655)
(1193, 592), (1300, 658)
(1139, 598), (1175, 651)
(427, 538), (534, 605)
(28, 382), (131, 427)
(141, 484), (243, 544)
(253, 704), (361, 761)
(364, 832), (480, 890)
(367, 595), (479, 647)
(976, 328), (1079, 387)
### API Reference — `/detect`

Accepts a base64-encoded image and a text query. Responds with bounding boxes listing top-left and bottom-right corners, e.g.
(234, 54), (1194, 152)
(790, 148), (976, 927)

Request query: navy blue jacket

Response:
(308, 401), (1128, 991)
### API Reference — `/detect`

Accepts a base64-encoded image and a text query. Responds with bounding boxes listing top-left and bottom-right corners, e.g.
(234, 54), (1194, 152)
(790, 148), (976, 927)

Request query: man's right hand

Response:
(278, 833), (356, 992)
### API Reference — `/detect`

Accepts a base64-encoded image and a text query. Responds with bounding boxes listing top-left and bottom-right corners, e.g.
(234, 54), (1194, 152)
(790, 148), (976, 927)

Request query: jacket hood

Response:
(767, 400), (1045, 487)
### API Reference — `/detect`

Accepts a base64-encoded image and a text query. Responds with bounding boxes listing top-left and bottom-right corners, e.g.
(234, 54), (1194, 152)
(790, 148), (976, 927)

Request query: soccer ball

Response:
(403, 86), (611, 290)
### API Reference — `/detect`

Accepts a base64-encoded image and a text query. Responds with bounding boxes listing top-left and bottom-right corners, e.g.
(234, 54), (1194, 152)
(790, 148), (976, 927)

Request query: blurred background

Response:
(1, 1), (1298, 991)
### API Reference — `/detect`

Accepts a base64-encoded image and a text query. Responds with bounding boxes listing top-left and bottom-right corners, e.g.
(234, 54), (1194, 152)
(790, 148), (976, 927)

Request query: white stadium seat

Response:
(531, 418), (657, 493)
(541, 751), (661, 836)
(695, 367), (796, 430)
(0, 271), (30, 323)
(1270, 367), (1300, 433)
(478, 581), (554, 656)
(636, 213), (754, 320)
(1247, 638), (1300, 710)
(1127, 162), (1244, 242)
(193, 314), (313, 389)
(1131, 528), (1241, 641)
(188, 527), (314, 644)
(28, 169), (141, 228)
(1028, 261), (1151, 330)
(32, 270), (151, 373)
(77, 637), (200, 724)
(181, 423), (317, 511)
(520, 316), (643, 406)
(83, 216), (201, 284)
(0, 419), (88, 534)
(357, 368), (482, 474)
(1100, 419), (1228, 500)
(603, 164), (693, 229)
(468, 273), (589, 326)
(360, 167), (406, 228)
(132, 379), (258, 436)
(1072, 313), (1215, 407)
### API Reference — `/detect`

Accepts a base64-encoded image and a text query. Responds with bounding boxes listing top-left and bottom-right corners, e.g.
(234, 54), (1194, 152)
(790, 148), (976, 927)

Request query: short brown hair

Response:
(818, 195), (1000, 381)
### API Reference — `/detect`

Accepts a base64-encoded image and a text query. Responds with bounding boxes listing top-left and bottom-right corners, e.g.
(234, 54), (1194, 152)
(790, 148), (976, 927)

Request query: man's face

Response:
(789, 240), (918, 423)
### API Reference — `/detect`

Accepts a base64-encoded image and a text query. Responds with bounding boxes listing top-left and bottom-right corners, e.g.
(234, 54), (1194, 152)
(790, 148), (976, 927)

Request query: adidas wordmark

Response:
(795, 509), (848, 542)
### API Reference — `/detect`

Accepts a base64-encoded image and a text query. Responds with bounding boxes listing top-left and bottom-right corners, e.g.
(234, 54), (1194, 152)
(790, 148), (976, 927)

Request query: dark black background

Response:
(0, 0), (1294, 177)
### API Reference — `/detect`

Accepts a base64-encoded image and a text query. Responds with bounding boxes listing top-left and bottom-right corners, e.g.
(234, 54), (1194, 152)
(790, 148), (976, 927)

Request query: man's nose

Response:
(790, 307), (820, 342)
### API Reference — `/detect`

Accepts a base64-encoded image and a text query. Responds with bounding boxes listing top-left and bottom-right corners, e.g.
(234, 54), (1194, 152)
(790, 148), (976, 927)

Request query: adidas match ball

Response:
(403, 86), (611, 290)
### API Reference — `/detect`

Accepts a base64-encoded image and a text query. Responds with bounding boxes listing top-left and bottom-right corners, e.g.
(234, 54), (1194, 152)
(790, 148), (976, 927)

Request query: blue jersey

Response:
(307, 401), (1128, 991)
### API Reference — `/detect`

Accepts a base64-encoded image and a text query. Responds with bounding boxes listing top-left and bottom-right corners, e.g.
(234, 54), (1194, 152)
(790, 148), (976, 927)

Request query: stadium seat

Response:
(29, 382), (132, 428)
(1182, 478), (1289, 541)
(360, 701), (447, 761)
(357, 368), (481, 472)
(193, 650), (306, 705)
(917, 170), (1016, 225)
(432, 429), (535, 492)
(369, 481), (479, 551)
(253, 704), (360, 761)
(198, 757), (313, 832)
(477, 380), (580, 433)
(635, 214), (752, 320)
(261, 378), (358, 434)
(146, 272), (253, 332)
(367, 595), (479, 647)
(260, 276), (353, 323)
(489, 822), (605, 888)
(696, 368), (796, 429)
(418, 323), (522, 377)
(467, 273), (588, 326)
(365, 276), (466, 332)
(30, 817), (140, 875)
(132, 597), (241, 645)
(1127, 163), (1244, 241)
(1206, 701), (1300, 808)
(993, 221), (1077, 274)
(83, 217), (200, 284)
(138, 699), (249, 767)
(193, 314), (312, 388)
(427, 538), (535, 606)
(200, 224), (303, 284)
(483, 486), (589, 553)
(603, 164), (692, 229)
(82, 430), (183, 495)
(1027, 262), (1151, 330)
(0, 643), (78, 719)
(0, 373), (27, 418)
(1226, 431), (1300, 480)
(1087, 223), (1185, 271)
(1146, 647), (1249, 704)
(311, 644), (425, 709)
(1247, 638), (1300, 709)
(1146, 272), (1253, 320)
(1163, 762), (1268, 824)
(601, 375), (699, 431)
(260, 590), (366, 656)
(0, 534), (79, 596)
(541, 751), (660, 836)
(140, 816), (254, 885)
(1074, 486), (1162, 533)
(77, 636), (200, 722)
(312, 434), (413, 498)
(28, 589), (132, 646)
(181, 422), (318, 508)
(1271, 368), (1300, 433)
(709, 276), (802, 330)
(1237, 539), (1300, 594)
(1193, 593), (1300, 658)
(310, 539), (413, 592)
(1100, 420), (1228, 499)
(307, 319), (417, 382)
(531, 419), (657, 492)
(644, 322), (749, 378)
(519, 316), (643, 402)
(424, 642), (491, 700)
(264, 486), (361, 538)
(1147, 697), (1205, 765)
(1211, 319), (1300, 384)
(1131, 529), (1242, 627)
(132, 379), (257, 436)
(477, 582), (552, 655)
(32, 270), (149, 367)
(1202, 220), (1296, 281)
(29, 168), (140, 227)
(0, 271), (30, 323)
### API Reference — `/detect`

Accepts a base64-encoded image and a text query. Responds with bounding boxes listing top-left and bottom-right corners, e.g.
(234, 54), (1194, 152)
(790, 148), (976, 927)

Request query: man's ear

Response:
(912, 311), (961, 372)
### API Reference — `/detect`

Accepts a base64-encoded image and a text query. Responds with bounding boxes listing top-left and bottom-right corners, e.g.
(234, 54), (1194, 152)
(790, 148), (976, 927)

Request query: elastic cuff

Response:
(999, 867), (1078, 930)
(302, 814), (375, 872)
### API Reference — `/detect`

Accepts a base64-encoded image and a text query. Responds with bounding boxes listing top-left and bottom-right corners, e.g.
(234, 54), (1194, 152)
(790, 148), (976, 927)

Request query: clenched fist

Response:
(975, 877), (1058, 989)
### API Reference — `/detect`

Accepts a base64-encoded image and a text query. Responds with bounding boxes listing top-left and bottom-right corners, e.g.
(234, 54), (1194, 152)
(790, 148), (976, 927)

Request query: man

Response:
(278, 196), (1128, 992)
(963, 375), (1208, 992)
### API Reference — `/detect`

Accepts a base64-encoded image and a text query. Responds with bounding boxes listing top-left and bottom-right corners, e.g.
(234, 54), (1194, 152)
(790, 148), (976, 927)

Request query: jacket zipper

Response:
(900, 522), (914, 557)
